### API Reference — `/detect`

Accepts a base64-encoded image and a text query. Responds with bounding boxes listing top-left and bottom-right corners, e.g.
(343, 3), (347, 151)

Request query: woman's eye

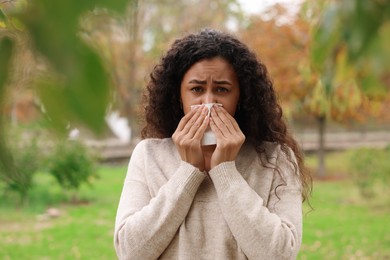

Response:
(216, 87), (229, 93)
(191, 87), (203, 93)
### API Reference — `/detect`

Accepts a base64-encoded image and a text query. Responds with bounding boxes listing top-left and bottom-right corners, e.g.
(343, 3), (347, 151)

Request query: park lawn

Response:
(0, 156), (389, 259)
(0, 165), (127, 260)
(298, 180), (390, 259)
(304, 149), (355, 178)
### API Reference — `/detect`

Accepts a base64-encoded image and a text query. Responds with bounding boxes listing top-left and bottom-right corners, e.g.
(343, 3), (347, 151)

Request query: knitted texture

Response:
(114, 138), (302, 259)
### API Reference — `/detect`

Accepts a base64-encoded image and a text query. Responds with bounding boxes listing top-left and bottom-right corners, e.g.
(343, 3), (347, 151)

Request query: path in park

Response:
(296, 131), (390, 152)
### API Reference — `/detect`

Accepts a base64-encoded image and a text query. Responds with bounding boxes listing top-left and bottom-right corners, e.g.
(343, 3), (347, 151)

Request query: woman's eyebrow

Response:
(188, 79), (207, 84)
(213, 80), (232, 85)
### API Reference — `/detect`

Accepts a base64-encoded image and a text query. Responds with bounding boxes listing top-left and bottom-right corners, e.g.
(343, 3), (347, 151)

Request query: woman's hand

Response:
(209, 106), (245, 169)
(172, 106), (209, 171)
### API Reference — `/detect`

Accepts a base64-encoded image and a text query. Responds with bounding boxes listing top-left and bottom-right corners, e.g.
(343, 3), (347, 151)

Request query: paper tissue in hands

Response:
(190, 103), (222, 146)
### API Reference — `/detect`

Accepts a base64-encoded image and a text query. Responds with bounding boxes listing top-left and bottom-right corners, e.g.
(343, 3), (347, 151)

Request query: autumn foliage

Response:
(241, 2), (390, 126)
(240, 5), (312, 117)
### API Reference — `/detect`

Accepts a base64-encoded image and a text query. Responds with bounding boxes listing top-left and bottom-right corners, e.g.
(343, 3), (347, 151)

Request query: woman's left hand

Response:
(209, 106), (245, 169)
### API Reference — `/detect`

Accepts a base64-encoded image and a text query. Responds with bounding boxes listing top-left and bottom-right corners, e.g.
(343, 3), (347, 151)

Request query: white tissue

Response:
(190, 103), (222, 145)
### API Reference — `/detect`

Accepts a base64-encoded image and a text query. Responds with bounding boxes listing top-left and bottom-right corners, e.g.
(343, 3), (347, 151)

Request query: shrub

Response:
(349, 146), (390, 199)
(0, 129), (41, 204)
(46, 139), (98, 202)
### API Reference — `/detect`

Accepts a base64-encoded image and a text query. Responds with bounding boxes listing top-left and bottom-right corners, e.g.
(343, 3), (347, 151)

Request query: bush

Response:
(349, 146), (390, 199)
(0, 129), (41, 204)
(46, 139), (98, 202)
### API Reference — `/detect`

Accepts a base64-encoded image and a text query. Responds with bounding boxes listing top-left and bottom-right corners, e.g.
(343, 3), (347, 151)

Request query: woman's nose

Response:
(203, 92), (217, 104)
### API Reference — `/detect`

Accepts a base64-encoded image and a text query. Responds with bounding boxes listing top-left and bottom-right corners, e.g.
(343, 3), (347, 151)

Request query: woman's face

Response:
(180, 57), (240, 116)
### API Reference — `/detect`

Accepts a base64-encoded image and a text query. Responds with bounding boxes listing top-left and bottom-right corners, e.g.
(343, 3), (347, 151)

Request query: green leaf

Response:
(36, 79), (70, 133)
(309, 0), (390, 122)
(0, 37), (16, 179)
(35, 43), (111, 133)
(70, 44), (111, 130)
(0, 37), (13, 88)
(311, 4), (341, 70)
(343, 0), (389, 61)
(0, 8), (7, 28)
(17, 0), (128, 133)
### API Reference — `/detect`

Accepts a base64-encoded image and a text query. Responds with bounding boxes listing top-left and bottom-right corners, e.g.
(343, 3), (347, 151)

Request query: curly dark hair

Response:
(141, 28), (311, 202)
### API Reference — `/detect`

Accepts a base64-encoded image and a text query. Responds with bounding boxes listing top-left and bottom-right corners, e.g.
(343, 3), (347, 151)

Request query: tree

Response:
(239, 1), (390, 177)
(305, 0), (390, 177)
(238, 4), (329, 176)
(239, 4), (311, 117)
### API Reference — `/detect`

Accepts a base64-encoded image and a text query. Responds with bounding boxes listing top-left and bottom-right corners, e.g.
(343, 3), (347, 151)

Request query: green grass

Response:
(299, 181), (390, 259)
(300, 150), (390, 259)
(305, 149), (355, 178)
(0, 165), (127, 260)
(1, 152), (390, 259)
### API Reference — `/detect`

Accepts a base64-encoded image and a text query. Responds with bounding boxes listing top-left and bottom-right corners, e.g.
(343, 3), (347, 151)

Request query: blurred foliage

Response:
(12, 0), (130, 131)
(349, 146), (390, 200)
(0, 0), (128, 186)
(0, 125), (41, 204)
(46, 139), (98, 202)
(240, 4), (311, 117)
(240, 0), (390, 124)
(311, 0), (390, 67)
(306, 0), (390, 121)
(0, 0), (243, 136)
(139, 0), (242, 57)
(0, 37), (16, 190)
(0, 125), (99, 205)
(294, 0), (390, 177)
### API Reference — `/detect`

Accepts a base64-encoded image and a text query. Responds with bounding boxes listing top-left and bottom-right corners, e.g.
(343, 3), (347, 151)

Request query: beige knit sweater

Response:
(114, 138), (302, 260)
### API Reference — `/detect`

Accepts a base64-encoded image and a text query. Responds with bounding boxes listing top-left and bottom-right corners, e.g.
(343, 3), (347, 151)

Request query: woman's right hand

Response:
(172, 105), (209, 171)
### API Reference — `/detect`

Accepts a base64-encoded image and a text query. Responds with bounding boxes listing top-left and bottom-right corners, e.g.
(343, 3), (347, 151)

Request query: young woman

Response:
(114, 28), (311, 260)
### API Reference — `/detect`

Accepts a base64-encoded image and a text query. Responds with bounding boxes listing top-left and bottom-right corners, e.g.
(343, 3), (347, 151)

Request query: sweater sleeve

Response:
(114, 142), (206, 260)
(208, 149), (302, 260)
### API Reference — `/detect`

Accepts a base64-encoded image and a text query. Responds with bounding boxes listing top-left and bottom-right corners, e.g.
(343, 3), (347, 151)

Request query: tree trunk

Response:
(317, 115), (326, 178)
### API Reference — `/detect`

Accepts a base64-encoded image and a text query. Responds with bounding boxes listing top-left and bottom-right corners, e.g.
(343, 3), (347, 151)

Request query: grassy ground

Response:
(299, 180), (390, 259)
(1, 151), (389, 259)
(301, 150), (390, 259)
(0, 165), (126, 260)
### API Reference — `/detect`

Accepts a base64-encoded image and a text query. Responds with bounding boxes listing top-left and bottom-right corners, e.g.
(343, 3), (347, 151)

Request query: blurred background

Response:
(1, 0), (389, 259)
